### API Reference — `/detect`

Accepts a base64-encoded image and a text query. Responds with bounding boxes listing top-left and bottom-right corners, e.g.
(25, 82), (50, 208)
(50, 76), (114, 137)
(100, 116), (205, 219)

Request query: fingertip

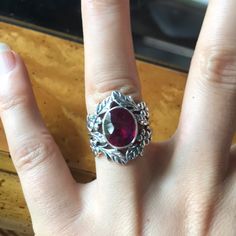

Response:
(0, 47), (32, 93)
(0, 43), (16, 75)
(0, 43), (29, 81)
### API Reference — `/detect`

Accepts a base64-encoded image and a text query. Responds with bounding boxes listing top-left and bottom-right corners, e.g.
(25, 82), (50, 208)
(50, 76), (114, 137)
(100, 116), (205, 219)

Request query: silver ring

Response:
(87, 91), (152, 164)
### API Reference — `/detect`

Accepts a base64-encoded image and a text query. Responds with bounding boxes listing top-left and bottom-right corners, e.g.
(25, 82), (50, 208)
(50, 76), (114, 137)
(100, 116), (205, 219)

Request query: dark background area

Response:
(0, 0), (207, 71)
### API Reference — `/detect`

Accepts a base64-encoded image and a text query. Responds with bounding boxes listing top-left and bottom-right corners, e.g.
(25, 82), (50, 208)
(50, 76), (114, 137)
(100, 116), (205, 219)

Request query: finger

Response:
(176, 1), (236, 172)
(82, 0), (141, 113)
(0, 43), (79, 231)
(81, 0), (148, 220)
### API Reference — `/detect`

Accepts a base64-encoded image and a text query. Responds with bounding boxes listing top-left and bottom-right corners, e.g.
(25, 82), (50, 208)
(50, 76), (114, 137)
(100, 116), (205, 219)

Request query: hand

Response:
(0, 1), (235, 235)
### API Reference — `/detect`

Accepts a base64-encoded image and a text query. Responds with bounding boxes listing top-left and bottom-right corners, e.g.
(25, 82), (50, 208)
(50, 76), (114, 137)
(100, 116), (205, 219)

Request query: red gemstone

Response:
(103, 107), (137, 147)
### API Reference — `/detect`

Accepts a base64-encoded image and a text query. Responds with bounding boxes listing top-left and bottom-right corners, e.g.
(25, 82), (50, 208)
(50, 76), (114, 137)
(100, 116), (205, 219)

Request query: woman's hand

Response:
(0, 0), (235, 235)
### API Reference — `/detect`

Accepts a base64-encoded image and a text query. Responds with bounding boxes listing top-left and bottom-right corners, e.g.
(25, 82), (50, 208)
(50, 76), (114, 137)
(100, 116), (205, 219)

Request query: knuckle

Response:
(13, 135), (56, 173)
(85, 0), (122, 9)
(94, 76), (139, 97)
(197, 46), (236, 90)
(87, 75), (140, 111)
(0, 94), (28, 113)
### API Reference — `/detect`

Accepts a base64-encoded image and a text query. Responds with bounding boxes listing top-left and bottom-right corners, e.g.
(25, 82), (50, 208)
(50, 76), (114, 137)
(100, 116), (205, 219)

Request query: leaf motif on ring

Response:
(91, 132), (107, 145)
(87, 115), (97, 132)
(112, 91), (136, 108)
(99, 147), (126, 164)
(96, 96), (112, 115)
(126, 144), (143, 160)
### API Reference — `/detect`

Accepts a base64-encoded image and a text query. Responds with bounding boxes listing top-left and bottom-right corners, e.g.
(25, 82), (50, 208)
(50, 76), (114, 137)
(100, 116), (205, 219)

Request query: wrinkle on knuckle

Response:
(13, 136), (56, 173)
(0, 94), (28, 113)
(197, 46), (236, 91)
(84, 0), (127, 19)
(86, 0), (123, 9)
(88, 76), (140, 105)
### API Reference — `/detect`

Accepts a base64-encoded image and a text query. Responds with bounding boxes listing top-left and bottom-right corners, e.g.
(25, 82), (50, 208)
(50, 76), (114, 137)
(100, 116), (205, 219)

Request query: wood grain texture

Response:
(0, 169), (32, 235)
(0, 21), (235, 233)
(0, 22), (191, 173)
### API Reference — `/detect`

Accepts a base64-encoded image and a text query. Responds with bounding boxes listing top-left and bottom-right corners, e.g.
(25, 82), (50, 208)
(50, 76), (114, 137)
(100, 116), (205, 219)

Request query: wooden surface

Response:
(0, 21), (235, 234)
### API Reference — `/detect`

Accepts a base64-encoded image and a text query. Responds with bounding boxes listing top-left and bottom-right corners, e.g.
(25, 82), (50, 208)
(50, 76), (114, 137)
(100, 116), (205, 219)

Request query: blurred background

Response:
(0, 0), (208, 71)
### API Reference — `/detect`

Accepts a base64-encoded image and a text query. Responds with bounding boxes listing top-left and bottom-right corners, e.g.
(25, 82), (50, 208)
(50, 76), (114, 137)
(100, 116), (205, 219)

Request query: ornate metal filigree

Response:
(87, 91), (152, 164)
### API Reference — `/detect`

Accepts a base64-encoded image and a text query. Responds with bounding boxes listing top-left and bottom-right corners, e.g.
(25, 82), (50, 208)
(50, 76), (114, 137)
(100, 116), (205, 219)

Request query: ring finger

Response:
(81, 0), (148, 223)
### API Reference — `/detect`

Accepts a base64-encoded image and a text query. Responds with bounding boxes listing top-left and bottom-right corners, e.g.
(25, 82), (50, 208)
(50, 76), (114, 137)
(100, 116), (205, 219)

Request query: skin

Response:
(0, 0), (236, 235)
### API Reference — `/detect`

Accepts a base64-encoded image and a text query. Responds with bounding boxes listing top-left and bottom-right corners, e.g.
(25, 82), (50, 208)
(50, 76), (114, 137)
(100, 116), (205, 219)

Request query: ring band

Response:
(87, 91), (152, 164)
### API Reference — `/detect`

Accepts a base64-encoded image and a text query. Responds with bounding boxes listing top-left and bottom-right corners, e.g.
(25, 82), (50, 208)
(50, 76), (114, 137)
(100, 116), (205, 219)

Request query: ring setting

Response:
(87, 91), (151, 164)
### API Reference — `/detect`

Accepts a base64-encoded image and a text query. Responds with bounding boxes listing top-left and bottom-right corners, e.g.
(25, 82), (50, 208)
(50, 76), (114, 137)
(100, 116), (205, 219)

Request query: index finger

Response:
(0, 44), (79, 232)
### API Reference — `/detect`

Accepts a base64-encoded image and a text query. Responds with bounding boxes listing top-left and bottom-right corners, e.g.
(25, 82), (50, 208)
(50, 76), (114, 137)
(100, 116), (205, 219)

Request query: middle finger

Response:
(176, 0), (236, 174)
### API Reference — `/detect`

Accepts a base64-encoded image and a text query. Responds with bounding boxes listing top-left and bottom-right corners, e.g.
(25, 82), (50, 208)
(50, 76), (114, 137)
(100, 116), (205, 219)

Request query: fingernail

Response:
(0, 43), (16, 75)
